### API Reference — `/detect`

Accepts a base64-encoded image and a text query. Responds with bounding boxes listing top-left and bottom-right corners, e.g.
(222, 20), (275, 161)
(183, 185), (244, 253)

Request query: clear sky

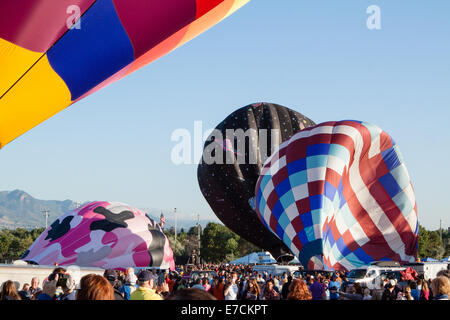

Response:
(0, 0), (449, 230)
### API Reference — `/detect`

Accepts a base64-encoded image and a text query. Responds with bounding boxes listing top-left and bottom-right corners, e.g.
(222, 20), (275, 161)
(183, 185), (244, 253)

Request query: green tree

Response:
(200, 223), (241, 263)
(418, 225), (445, 260)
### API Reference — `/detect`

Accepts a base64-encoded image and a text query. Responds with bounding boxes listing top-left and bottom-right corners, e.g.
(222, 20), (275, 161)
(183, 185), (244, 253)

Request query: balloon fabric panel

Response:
(0, 0), (251, 148)
(255, 120), (418, 271)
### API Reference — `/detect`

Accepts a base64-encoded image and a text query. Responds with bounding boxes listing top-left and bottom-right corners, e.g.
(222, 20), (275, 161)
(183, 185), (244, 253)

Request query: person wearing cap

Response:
(130, 270), (163, 300)
(119, 268), (138, 300)
(104, 269), (124, 300)
(58, 274), (76, 300)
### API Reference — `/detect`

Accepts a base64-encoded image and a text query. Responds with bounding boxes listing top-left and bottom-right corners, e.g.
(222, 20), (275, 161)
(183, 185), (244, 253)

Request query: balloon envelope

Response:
(0, 0), (250, 148)
(255, 120), (419, 270)
(22, 201), (175, 270)
(198, 102), (316, 262)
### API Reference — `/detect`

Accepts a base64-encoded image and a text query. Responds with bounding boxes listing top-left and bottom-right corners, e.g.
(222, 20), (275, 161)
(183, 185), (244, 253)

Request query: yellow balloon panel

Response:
(0, 55), (72, 148)
(0, 38), (43, 98)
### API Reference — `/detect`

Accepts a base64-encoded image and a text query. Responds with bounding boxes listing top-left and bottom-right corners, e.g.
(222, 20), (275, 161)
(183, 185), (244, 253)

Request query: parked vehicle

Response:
(252, 264), (300, 277)
(346, 261), (406, 290)
(404, 262), (449, 280)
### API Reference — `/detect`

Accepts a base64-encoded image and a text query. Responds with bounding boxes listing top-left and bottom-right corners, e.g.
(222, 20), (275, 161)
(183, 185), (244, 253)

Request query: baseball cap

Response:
(137, 270), (152, 282)
(104, 269), (118, 281)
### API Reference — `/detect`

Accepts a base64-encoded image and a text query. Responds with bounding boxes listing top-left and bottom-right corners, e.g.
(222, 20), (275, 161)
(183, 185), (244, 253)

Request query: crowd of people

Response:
(0, 264), (449, 301)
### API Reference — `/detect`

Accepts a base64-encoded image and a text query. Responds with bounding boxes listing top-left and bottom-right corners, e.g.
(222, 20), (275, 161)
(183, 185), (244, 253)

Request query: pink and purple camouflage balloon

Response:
(22, 201), (175, 270)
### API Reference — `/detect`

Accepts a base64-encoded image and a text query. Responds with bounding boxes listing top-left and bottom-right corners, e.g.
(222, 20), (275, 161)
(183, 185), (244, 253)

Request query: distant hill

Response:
(0, 190), (221, 230)
(0, 190), (77, 229)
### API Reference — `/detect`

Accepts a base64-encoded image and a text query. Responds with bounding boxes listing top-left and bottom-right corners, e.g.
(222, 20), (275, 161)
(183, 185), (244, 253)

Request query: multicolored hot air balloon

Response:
(198, 102), (316, 262)
(0, 0), (250, 148)
(21, 201), (175, 270)
(255, 120), (419, 271)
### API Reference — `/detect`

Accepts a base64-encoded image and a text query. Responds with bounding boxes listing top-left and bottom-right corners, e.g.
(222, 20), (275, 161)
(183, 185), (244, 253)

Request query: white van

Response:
(346, 261), (406, 290)
(252, 264), (300, 277)
(404, 262), (449, 281)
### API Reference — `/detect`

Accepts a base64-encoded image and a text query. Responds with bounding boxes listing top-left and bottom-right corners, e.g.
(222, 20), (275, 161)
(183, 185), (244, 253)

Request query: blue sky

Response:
(0, 0), (449, 230)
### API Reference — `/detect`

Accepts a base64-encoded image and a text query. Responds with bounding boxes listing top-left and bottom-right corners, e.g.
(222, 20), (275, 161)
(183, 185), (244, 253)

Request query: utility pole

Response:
(41, 208), (50, 229)
(174, 208), (177, 242)
(197, 213), (201, 263)
(440, 219), (443, 243)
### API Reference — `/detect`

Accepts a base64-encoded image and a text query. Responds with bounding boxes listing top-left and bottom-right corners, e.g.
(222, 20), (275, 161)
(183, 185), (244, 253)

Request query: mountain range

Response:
(0, 190), (220, 230)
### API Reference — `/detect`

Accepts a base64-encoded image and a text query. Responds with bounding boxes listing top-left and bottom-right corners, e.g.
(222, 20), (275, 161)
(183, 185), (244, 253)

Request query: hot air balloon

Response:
(0, 0), (250, 148)
(21, 201), (175, 270)
(197, 102), (316, 262)
(255, 120), (419, 271)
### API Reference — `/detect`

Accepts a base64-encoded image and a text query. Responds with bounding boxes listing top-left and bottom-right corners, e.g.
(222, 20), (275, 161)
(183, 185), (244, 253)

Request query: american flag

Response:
(160, 212), (166, 229)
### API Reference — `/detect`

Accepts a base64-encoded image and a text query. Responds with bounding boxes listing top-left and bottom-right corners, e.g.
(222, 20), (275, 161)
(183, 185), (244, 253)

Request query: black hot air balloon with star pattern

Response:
(197, 102), (316, 262)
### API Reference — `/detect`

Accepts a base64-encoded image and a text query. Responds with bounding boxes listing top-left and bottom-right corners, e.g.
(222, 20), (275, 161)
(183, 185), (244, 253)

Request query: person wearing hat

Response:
(58, 274), (77, 300)
(130, 270), (163, 300)
(103, 269), (124, 300)
(119, 268), (138, 300)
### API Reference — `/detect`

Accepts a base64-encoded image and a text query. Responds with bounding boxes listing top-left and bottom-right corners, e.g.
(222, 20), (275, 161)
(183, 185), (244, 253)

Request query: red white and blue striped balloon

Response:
(254, 120), (419, 271)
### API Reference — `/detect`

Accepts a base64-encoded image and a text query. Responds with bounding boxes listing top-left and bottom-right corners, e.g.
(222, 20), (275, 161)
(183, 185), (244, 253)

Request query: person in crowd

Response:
(431, 276), (450, 300)
(208, 278), (218, 295)
(165, 288), (216, 300)
(409, 281), (420, 300)
(130, 270), (164, 300)
(56, 274), (75, 300)
(281, 275), (293, 300)
(150, 269), (159, 289)
(172, 277), (184, 292)
(191, 278), (205, 290)
(281, 272), (288, 285)
(420, 280), (430, 300)
(76, 274), (115, 300)
(322, 278), (330, 300)
(287, 279), (312, 300)
(309, 276), (324, 300)
(224, 273), (239, 300)
(212, 277), (225, 300)
(362, 288), (372, 300)
(399, 285), (413, 300)
(167, 273), (176, 294)
(242, 278), (260, 300)
(262, 279), (280, 300)
(36, 272), (61, 300)
(436, 269), (450, 279)
(119, 268), (138, 300)
(29, 277), (41, 298)
(329, 274), (341, 300)
(272, 276), (281, 293)
(18, 283), (32, 300)
(1, 280), (21, 300)
(103, 269), (124, 300)
(202, 277), (211, 292)
(338, 282), (363, 300)
(381, 280), (398, 300)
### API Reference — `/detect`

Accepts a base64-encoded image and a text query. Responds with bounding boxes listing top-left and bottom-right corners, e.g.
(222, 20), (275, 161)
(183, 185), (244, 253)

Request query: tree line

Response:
(0, 224), (448, 264)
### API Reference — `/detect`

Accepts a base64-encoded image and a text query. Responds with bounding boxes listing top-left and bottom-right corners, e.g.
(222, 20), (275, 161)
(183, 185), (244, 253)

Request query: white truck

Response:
(404, 262), (449, 280)
(0, 261), (105, 291)
(346, 261), (406, 290)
